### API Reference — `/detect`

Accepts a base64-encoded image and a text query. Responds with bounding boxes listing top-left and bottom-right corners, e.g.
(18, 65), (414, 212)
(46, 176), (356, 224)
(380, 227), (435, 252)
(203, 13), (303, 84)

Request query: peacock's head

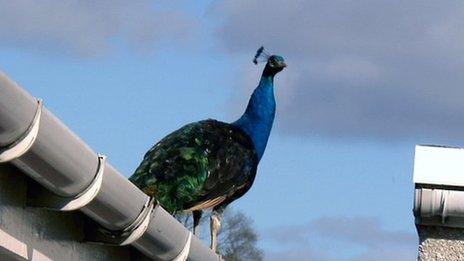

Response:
(253, 46), (286, 76)
(267, 55), (286, 70)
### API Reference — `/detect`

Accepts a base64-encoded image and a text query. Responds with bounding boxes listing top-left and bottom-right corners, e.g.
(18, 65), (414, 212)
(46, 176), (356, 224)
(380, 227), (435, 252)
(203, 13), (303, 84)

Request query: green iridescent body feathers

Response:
(129, 120), (258, 213)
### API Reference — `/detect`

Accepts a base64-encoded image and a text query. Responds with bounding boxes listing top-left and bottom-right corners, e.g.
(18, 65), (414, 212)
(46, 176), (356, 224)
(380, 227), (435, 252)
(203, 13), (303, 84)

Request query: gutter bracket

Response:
(0, 99), (42, 163)
(27, 154), (106, 211)
(172, 232), (192, 261)
(84, 197), (154, 246)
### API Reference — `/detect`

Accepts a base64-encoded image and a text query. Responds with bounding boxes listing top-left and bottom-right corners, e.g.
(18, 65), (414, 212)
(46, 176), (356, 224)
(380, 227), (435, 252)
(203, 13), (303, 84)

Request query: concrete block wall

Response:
(417, 225), (464, 260)
(0, 164), (146, 261)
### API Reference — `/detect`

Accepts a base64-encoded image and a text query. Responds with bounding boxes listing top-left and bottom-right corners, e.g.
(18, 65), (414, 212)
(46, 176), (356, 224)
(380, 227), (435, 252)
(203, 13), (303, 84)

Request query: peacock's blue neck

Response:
(232, 75), (276, 160)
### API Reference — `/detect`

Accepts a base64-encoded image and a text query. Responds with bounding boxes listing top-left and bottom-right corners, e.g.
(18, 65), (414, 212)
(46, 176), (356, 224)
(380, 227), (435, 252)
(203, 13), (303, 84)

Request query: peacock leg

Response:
(193, 210), (202, 236)
(210, 208), (224, 253)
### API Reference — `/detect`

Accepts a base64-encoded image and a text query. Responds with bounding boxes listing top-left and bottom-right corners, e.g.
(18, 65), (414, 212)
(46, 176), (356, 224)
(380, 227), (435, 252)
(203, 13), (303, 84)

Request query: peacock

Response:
(129, 47), (286, 252)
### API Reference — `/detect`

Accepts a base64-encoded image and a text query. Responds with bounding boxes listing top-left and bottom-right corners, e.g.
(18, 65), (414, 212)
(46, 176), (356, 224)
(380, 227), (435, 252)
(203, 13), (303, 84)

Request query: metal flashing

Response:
(27, 155), (106, 211)
(173, 232), (192, 261)
(0, 99), (42, 163)
(84, 198), (154, 246)
(414, 187), (464, 228)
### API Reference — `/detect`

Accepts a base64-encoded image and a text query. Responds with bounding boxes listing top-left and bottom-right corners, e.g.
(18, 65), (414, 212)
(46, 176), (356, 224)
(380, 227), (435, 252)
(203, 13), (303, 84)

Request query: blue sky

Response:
(4, 0), (464, 259)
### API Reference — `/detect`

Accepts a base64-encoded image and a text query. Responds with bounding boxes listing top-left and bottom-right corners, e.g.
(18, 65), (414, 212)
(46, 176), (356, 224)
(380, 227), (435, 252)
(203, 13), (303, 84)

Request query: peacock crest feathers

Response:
(253, 46), (271, 65)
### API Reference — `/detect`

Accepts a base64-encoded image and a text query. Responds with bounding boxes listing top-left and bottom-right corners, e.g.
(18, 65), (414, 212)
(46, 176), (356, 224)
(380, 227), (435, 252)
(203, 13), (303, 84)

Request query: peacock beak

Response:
(277, 61), (287, 68)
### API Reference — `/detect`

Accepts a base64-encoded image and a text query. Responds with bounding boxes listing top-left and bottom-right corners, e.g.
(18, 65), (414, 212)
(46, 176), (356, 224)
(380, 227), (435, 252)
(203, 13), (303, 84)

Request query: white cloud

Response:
(0, 0), (196, 57)
(211, 0), (464, 142)
(262, 216), (417, 260)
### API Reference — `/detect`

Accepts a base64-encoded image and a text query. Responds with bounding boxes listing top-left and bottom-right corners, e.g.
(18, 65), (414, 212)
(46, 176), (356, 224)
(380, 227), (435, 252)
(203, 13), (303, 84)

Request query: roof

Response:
(0, 71), (219, 261)
(414, 145), (464, 228)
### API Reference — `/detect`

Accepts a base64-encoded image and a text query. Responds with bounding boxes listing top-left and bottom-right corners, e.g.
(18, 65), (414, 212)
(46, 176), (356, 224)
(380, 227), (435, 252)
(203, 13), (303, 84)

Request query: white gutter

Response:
(413, 145), (464, 228)
(0, 72), (219, 261)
